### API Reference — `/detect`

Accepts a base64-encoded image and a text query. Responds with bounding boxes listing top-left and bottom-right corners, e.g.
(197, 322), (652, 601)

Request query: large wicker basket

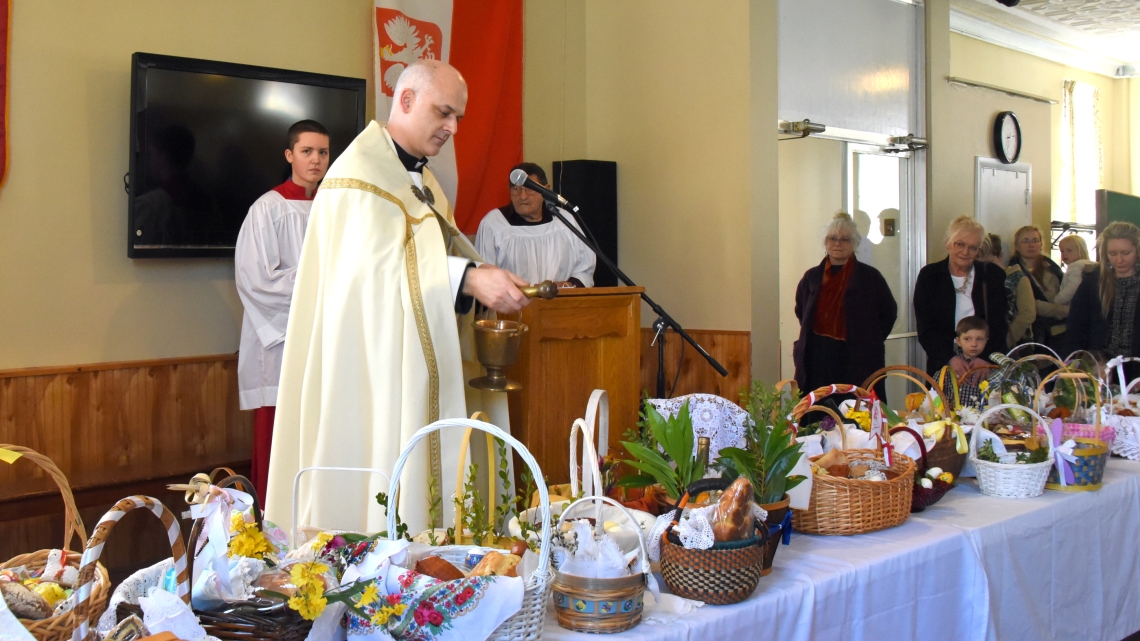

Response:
(790, 386), (915, 535)
(0, 445), (111, 641)
(1107, 357), (1140, 460)
(552, 496), (648, 633)
(71, 495), (191, 641)
(387, 418), (553, 641)
(116, 472), (313, 641)
(969, 404), (1054, 499)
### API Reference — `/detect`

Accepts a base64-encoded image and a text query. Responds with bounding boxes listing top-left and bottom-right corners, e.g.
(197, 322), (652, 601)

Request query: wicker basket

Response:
(1034, 372), (1110, 492)
(71, 495), (191, 641)
(162, 472), (312, 641)
(790, 386), (915, 535)
(969, 404), (1054, 499)
(388, 418), (553, 641)
(889, 426), (952, 512)
(552, 496), (648, 633)
(1106, 360), (1140, 460)
(0, 444), (111, 641)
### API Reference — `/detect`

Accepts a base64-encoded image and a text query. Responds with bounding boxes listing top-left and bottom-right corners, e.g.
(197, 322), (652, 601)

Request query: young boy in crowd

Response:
(949, 316), (991, 408)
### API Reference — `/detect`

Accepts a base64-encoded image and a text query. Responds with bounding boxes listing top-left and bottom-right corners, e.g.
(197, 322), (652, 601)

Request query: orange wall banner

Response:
(373, 0), (522, 234)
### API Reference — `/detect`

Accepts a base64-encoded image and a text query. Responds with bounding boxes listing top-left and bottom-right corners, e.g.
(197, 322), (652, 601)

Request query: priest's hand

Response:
(463, 265), (530, 313)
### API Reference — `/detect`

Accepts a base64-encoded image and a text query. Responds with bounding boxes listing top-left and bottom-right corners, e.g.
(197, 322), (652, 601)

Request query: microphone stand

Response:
(542, 200), (727, 397)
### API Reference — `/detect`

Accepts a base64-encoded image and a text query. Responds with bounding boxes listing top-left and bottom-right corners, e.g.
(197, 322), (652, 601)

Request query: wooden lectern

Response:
(506, 286), (644, 486)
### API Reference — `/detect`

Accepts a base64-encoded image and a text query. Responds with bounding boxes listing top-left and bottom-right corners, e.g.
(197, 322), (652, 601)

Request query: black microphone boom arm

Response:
(539, 198), (728, 387)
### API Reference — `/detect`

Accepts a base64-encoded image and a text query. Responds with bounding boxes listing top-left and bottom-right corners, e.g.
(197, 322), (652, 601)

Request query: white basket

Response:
(388, 418), (553, 641)
(970, 404), (1055, 499)
(1106, 358), (1140, 460)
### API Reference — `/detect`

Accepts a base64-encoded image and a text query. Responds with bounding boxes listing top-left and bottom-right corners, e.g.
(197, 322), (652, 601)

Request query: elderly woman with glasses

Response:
(914, 215), (1009, 374)
(794, 212), (897, 399)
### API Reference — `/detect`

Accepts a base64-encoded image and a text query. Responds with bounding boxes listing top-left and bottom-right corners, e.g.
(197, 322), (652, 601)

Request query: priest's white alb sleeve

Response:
(235, 202), (299, 348)
(448, 255), (475, 303)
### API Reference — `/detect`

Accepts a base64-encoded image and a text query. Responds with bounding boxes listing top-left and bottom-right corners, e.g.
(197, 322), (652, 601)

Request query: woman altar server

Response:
(475, 162), (596, 288)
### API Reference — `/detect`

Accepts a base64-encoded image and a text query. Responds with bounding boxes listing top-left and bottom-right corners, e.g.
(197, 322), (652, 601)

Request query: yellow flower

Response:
(357, 583), (380, 607)
(845, 409), (871, 431)
(285, 562), (331, 620)
(938, 472), (954, 484)
(227, 516), (274, 560)
(370, 603), (408, 627)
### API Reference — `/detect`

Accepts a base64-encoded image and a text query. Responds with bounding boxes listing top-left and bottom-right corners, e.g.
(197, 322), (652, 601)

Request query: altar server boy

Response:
(235, 120), (330, 504)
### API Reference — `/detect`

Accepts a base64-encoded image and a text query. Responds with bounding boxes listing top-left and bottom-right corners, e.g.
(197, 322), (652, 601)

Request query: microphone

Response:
(509, 169), (579, 212)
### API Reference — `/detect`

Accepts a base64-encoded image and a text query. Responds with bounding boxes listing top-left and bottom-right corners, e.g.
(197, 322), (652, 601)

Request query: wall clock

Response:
(993, 111), (1022, 164)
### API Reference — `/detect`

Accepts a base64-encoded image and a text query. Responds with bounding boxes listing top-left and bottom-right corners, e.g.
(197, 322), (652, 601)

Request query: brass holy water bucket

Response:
(469, 319), (528, 392)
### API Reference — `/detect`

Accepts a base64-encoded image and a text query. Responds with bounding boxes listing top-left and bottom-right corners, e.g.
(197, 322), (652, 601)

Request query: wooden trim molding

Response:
(0, 353), (238, 379)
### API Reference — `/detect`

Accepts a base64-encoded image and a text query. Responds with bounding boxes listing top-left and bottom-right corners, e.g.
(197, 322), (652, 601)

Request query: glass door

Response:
(846, 144), (925, 402)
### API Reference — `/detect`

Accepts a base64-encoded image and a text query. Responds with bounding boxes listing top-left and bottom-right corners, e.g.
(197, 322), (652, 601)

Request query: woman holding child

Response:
(914, 216), (1009, 375)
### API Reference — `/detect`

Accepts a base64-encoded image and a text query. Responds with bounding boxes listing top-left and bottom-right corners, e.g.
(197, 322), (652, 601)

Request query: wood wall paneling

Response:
(639, 328), (751, 402)
(0, 355), (250, 578)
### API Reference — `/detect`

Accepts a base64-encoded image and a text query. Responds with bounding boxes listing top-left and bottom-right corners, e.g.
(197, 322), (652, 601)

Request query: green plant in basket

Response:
(716, 381), (807, 505)
(616, 400), (704, 501)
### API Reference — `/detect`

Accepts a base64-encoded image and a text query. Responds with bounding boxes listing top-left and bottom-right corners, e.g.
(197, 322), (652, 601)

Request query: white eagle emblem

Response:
(381, 15), (438, 93)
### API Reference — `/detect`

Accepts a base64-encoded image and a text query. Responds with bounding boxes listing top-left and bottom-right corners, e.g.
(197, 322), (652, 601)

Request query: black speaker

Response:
(552, 160), (618, 287)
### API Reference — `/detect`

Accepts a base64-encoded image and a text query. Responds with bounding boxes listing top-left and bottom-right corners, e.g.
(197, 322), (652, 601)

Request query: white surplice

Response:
(234, 183), (312, 410)
(474, 207), (596, 286)
(264, 122), (508, 535)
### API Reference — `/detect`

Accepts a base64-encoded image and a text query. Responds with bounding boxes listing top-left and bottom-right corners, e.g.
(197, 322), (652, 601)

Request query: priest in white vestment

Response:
(234, 120), (330, 505)
(475, 162), (596, 288)
(265, 61), (531, 535)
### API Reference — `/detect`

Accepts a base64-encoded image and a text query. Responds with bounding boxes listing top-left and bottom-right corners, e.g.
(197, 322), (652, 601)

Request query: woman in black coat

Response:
(794, 213), (898, 400)
(914, 216), (1009, 375)
(1065, 222), (1140, 373)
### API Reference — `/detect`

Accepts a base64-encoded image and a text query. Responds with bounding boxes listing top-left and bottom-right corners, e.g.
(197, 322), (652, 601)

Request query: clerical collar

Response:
(500, 203), (552, 226)
(391, 138), (428, 174)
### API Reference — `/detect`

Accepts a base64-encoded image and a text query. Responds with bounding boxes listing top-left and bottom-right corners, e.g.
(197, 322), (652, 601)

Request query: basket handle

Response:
(1011, 352), (1068, 371)
(73, 496), (190, 641)
(389, 418), (552, 587)
(1106, 356), (1140, 412)
(774, 379), (799, 395)
(1007, 342), (1063, 362)
(0, 444), (86, 551)
(968, 404), (1054, 460)
(789, 385), (870, 430)
(454, 411), (499, 540)
(861, 372), (941, 417)
(289, 467), (391, 548)
(569, 390), (609, 502)
(888, 425), (929, 477)
(558, 495), (650, 577)
(861, 365), (942, 396)
(1033, 370), (1102, 441)
(804, 404), (849, 452)
(185, 474), (262, 583)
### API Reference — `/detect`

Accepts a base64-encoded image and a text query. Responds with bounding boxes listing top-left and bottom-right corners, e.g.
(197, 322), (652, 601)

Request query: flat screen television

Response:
(127, 53), (366, 258)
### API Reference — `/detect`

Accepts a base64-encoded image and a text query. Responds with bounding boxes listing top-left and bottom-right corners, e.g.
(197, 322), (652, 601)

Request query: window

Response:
(1058, 80), (1103, 226)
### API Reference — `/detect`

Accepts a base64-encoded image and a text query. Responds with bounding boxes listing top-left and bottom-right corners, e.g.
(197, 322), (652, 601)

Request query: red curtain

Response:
(448, 0), (523, 234)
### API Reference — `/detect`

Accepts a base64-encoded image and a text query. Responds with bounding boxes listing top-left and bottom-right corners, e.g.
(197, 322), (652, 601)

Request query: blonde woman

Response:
(914, 216), (1009, 374)
(793, 213), (897, 399)
(1009, 225), (1067, 344)
(1054, 235), (1097, 306)
(1066, 222), (1140, 366)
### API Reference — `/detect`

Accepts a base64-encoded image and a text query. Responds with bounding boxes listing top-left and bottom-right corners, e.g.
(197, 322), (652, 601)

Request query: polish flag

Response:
(373, 0), (523, 234)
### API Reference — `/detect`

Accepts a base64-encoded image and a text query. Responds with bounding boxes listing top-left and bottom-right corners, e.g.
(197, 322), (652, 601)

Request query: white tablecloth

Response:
(543, 459), (1140, 641)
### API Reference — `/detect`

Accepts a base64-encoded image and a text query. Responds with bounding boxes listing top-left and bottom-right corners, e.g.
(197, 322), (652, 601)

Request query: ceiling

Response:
(951, 0), (1140, 76)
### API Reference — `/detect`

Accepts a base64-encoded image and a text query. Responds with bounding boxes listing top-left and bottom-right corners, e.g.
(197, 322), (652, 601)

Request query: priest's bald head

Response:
(387, 60), (467, 159)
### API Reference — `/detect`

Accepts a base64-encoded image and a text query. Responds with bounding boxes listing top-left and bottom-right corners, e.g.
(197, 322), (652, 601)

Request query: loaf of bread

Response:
(468, 551), (521, 577)
(711, 476), (755, 542)
(414, 556), (466, 582)
(1, 580), (54, 620)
